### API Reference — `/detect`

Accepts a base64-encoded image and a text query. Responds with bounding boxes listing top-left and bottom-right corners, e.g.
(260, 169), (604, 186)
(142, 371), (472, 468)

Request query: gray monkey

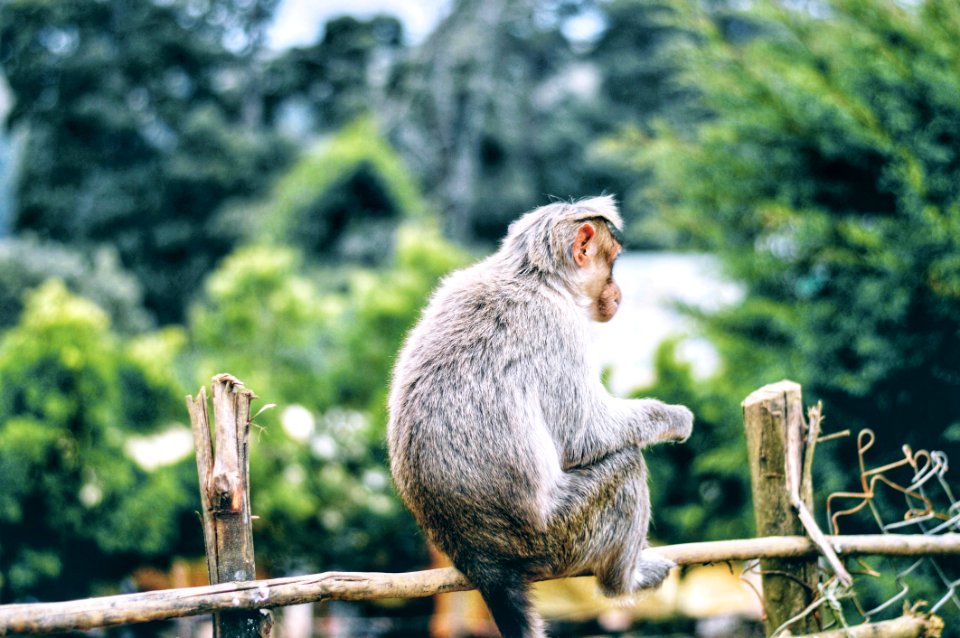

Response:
(388, 196), (694, 638)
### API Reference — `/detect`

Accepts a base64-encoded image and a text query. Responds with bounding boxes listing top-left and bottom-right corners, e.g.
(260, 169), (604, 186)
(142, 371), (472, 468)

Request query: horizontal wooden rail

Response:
(783, 612), (944, 638)
(3, 533), (959, 635)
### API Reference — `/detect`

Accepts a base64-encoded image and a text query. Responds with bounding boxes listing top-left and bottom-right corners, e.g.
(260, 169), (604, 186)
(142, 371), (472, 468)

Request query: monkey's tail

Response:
(470, 566), (543, 638)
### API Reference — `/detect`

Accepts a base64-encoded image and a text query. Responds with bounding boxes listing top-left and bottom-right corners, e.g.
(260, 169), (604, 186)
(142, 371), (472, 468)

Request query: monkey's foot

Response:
(632, 552), (675, 590)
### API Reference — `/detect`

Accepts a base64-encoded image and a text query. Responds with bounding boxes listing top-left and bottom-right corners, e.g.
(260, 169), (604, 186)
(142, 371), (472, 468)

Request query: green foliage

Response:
(235, 119), (426, 265)
(328, 224), (468, 415)
(188, 212), (461, 418)
(387, 0), (623, 242)
(187, 216), (466, 574)
(637, 0), (960, 453)
(590, 0), (702, 248)
(0, 281), (192, 602)
(377, 0), (697, 245)
(187, 245), (337, 411)
(0, 0), (292, 322)
(288, 224), (466, 572)
(182, 115), (468, 573)
(592, 0), (689, 124)
(0, 238), (150, 332)
(250, 404), (431, 574)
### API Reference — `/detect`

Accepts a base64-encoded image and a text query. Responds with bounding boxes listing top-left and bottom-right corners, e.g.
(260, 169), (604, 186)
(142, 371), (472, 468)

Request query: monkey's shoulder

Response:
(444, 261), (573, 313)
(424, 268), (572, 343)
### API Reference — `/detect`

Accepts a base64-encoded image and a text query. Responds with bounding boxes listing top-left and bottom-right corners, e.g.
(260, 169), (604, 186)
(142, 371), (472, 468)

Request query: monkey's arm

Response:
(610, 397), (693, 446)
(563, 395), (693, 469)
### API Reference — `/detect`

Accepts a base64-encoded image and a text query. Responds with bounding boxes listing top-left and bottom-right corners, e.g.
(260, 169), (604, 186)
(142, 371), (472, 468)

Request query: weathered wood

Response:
(189, 374), (270, 638)
(210, 374), (243, 514)
(2, 534), (957, 636)
(782, 612), (944, 638)
(786, 402), (852, 586)
(186, 387), (216, 586)
(743, 380), (820, 634)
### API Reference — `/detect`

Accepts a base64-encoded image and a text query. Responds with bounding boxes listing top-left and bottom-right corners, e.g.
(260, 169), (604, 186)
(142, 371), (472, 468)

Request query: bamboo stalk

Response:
(2, 534), (957, 636)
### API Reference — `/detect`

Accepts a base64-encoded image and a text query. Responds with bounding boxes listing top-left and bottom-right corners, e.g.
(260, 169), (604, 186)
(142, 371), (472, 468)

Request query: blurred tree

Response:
(386, 0), (600, 242)
(592, 0), (688, 127)
(224, 119), (425, 266)
(262, 15), (404, 136)
(327, 224), (469, 415)
(187, 245), (336, 412)
(384, 0), (698, 245)
(249, 225), (467, 574)
(590, 0), (703, 247)
(0, 281), (195, 602)
(0, 0), (291, 323)
(0, 238), (150, 332)
(636, 0), (960, 456)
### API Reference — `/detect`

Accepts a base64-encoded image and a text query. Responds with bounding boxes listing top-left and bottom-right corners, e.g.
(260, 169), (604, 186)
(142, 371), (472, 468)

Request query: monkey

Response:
(387, 196), (694, 638)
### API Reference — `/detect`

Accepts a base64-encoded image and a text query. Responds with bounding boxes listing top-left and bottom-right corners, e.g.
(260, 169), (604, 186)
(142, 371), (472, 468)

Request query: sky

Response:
(266, 0), (606, 50)
(267, 0), (452, 50)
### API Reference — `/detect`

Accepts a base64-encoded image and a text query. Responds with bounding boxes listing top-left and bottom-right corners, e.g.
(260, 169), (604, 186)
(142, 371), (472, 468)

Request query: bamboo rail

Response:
(2, 534), (959, 635)
(782, 612), (944, 638)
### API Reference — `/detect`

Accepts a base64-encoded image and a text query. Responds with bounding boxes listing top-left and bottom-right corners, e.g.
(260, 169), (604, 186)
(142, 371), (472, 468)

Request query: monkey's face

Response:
(572, 221), (623, 323)
(593, 276), (622, 322)
(583, 257), (621, 322)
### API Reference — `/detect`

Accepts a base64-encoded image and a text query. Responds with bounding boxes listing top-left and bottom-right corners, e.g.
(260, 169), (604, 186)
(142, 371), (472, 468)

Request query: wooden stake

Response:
(743, 380), (820, 635)
(187, 374), (271, 638)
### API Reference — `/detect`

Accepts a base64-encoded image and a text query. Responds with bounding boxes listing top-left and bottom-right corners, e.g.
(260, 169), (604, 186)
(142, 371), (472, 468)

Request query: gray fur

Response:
(388, 196), (694, 637)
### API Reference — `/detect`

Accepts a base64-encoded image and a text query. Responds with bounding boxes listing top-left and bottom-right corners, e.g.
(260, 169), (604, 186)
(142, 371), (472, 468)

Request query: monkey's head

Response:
(572, 216), (623, 322)
(503, 196), (625, 323)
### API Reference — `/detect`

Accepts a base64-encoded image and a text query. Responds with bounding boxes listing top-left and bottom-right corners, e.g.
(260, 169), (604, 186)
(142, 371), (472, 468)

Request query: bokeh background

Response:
(0, 0), (958, 635)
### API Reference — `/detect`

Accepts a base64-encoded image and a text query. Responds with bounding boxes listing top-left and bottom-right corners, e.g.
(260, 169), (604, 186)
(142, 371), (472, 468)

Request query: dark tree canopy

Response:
(639, 0), (960, 457)
(262, 15), (404, 133)
(0, 0), (290, 323)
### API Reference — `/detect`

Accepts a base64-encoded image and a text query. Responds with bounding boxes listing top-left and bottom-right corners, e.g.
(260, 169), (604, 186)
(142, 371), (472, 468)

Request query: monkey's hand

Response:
(619, 399), (694, 447)
(664, 404), (694, 443)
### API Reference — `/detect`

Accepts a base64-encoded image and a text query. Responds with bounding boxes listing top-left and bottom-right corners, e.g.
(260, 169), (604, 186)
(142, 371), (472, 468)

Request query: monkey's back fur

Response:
(392, 258), (582, 547)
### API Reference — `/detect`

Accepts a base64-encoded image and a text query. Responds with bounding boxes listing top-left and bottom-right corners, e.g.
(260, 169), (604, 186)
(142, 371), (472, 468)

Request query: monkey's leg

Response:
(633, 549), (676, 590)
(549, 446), (673, 596)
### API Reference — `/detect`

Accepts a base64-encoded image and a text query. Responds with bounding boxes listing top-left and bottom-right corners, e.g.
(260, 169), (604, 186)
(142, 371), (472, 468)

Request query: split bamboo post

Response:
(186, 374), (271, 638)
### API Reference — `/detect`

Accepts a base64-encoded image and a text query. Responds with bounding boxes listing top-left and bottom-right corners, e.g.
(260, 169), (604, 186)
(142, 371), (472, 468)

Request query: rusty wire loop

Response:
(826, 429), (938, 536)
(757, 423), (960, 634)
(816, 427), (960, 627)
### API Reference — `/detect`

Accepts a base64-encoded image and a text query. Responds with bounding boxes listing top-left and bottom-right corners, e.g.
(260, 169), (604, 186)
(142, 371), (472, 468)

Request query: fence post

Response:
(187, 374), (272, 638)
(742, 380), (819, 635)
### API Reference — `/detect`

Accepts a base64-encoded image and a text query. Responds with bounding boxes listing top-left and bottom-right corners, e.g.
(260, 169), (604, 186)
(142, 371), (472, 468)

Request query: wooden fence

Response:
(0, 377), (955, 637)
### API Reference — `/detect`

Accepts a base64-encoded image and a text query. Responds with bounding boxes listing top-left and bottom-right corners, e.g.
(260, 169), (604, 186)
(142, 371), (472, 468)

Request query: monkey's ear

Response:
(573, 223), (596, 267)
